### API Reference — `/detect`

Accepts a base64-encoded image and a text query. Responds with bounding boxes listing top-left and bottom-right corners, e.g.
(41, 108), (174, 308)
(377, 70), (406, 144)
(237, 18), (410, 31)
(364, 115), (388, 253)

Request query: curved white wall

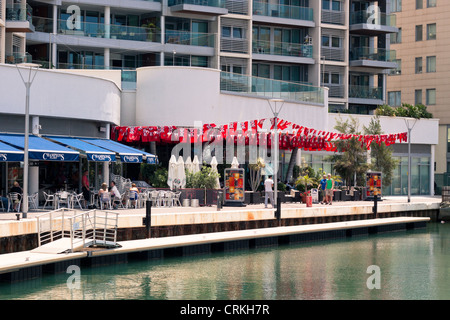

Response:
(0, 64), (121, 125)
(135, 66), (328, 130)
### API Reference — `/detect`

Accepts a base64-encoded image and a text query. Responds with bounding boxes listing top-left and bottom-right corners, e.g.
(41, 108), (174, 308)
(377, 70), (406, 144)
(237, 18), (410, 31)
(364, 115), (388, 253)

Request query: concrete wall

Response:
(135, 66), (328, 129)
(0, 64), (121, 126)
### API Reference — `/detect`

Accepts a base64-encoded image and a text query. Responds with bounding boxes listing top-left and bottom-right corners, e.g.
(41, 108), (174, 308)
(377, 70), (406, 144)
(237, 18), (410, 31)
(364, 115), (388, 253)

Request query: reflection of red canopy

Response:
(111, 118), (408, 152)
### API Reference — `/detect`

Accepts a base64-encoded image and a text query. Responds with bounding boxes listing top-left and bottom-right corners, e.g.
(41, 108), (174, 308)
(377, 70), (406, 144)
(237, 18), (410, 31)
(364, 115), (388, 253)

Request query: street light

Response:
(16, 63), (40, 219)
(267, 98), (285, 206)
(404, 118), (417, 203)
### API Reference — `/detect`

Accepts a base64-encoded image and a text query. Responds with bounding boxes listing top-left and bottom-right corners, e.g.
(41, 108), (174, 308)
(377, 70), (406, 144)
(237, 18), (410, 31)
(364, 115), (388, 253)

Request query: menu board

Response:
(224, 168), (245, 204)
(366, 172), (382, 197)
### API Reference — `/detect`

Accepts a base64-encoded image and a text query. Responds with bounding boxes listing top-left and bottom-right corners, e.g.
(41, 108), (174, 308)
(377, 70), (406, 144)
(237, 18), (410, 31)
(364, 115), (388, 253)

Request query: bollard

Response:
(217, 191), (223, 211)
(16, 213), (20, 221)
(373, 194), (378, 218)
(143, 200), (152, 238)
(275, 195), (281, 220)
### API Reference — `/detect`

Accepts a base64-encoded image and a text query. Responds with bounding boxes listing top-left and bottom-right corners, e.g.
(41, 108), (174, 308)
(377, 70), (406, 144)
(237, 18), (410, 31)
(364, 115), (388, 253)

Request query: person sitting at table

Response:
(98, 182), (111, 209)
(10, 181), (23, 211)
(129, 183), (139, 208)
(110, 181), (121, 209)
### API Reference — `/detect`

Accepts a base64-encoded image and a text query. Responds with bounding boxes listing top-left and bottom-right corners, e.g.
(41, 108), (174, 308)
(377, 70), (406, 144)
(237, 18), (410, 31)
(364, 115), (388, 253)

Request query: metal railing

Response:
(350, 47), (396, 62)
(220, 72), (324, 104)
(348, 85), (383, 100)
(6, 3), (33, 22)
(168, 0), (226, 7)
(252, 39), (313, 58)
(36, 208), (119, 252)
(5, 52), (32, 64)
(36, 208), (75, 247)
(350, 10), (396, 27)
(68, 210), (119, 252)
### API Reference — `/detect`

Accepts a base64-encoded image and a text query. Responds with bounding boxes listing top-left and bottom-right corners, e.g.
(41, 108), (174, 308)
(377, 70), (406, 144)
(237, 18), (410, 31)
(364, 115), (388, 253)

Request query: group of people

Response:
(263, 173), (335, 208)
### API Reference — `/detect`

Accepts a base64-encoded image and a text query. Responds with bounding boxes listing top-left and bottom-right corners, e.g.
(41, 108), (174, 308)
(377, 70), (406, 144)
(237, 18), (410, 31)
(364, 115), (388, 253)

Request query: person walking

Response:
(326, 173), (334, 205)
(264, 175), (274, 208)
(319, 174), (327, 205)
(81, 170), (90, 208)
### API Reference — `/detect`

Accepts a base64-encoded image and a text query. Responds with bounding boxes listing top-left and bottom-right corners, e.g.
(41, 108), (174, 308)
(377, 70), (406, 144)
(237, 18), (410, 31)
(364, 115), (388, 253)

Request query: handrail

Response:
(36, 208), (75, 247)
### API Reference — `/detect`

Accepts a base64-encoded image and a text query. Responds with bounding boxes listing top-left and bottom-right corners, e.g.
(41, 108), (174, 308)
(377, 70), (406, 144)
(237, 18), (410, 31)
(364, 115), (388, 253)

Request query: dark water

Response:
(0, 222), (449, 300)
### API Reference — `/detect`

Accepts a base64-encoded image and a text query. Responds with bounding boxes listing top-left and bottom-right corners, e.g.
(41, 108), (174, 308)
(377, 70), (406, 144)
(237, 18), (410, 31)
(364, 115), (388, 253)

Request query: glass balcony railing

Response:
(350, 47), (396, 62)
(168, 0), (225, 7)
(6, 3), (33, 22)
(348, 85), (383, 100)
(253, 39), (313, 58)
(165, 30), (215, 47)
(350, 10), (396, 27)
(220, 72), (324, 104)
(253, 1), (314, 21)
(5, 52), (32, 64)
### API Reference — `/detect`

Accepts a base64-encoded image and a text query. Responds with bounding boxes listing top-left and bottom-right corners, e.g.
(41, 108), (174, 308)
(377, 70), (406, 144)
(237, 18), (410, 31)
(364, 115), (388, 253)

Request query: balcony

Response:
(252, 39), (314, 64)
(350, 47), (397, 69)
(252, 1), (314, 27)
(220, 72), (324, 105)
(5, 52), (32, 65)
(350, 10), (398, 35)
(165, 30), (215, 47)
(5, 3), (34, 32)
(168, 0), (228, 15)
(348, 85), (383, 105)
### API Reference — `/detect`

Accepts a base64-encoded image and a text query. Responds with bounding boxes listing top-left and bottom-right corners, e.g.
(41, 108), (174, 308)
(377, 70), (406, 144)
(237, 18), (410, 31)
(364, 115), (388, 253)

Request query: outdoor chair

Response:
(112, 192), (126, 209)
(173, 191), (182, 206)
(71, 193), (85, 210)
(56, 191), (70, 209)
(158, 191), (168, 207)
(150, 190), (159, 207)
(8, 192), (22, 212)
(126, 190), (139, 208)
(42, 191), (55, 210)
(99, 192), (112, 210)
(28, 192), (38, 210)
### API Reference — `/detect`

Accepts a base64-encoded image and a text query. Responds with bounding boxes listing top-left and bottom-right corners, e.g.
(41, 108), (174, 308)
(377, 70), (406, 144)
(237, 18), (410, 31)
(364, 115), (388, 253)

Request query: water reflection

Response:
(0, 223), (449, 300)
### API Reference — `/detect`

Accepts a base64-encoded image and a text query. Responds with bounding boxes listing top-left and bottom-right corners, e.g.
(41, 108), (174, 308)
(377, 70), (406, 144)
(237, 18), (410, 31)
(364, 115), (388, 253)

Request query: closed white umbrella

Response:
(192, 155), (200, 174)
(210, 156), (220, 189)
(185, 156), (193, 173)
(176, 156), (186, 189)
(231, 156), (239, 168)
(167, 154), (177, 190)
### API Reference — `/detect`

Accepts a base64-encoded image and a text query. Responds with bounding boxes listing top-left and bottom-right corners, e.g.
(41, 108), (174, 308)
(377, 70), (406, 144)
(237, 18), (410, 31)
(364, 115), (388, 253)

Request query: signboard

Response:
(366, 172), (382, 197)
(224, 168), (245, 206)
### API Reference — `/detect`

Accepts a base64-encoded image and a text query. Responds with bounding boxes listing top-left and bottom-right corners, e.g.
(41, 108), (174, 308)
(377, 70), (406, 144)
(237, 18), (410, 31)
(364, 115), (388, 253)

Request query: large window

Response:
(384, 156), (430, 196)
(427, 23), (436, 40)
(426, 56), (436, 73)
(426, 88), (436, 105)
(388, 91), (401, 106)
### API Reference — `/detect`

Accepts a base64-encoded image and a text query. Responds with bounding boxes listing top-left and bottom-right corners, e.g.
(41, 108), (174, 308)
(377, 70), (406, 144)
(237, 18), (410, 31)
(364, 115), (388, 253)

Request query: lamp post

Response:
(16, 63), (40, 219)
(267, 98), (285, 206)
(404, 118), (417, 203)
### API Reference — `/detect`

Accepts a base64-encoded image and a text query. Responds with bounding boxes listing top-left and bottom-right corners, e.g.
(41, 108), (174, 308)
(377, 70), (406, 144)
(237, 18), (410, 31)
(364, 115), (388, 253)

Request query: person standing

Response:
(319, 174), (327, 205)
(264, 175), (274, 208)
(82, 170), (90, 208)
(326, 173), (334, 205)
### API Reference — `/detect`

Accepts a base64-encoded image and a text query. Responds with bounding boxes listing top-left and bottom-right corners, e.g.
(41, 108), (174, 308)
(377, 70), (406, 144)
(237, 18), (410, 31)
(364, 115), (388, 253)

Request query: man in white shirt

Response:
(110, 181), (121, 209)
(264, 176), (274, 208)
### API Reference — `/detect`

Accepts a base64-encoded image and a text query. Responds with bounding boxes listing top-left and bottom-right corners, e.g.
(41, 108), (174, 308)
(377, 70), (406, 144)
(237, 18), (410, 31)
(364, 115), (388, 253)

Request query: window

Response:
(322, 35), (340, 48)
(390, 28), (402, 44)
(233, 27), (243, 39)
(427, 23), (436, 40)
(426, 89), (436, 105)
(322, 0), (330, 10)
(388, 91), (401, 106)
(222, 26), (231, 37)
(427, 0), (436, 8)
(223, 26), (244, 39)
(323, 0), (341, 11)
(416, 0), (423, 9)
(332, 0), (341, 11)
(390, 59), (401, 75)
(415, 57), (423, 74)
(391, 0), (402, 12)
(415, 25), (423, 41)
(426, 56), (436, 73)
(415, 89), (422, 105)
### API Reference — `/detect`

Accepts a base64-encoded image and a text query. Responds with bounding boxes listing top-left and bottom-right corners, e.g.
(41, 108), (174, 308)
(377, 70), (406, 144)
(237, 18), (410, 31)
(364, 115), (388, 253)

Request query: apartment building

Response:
(0, 0), (34, 64)
(386, 0), (448, 192)
(17, 0), (397, 107)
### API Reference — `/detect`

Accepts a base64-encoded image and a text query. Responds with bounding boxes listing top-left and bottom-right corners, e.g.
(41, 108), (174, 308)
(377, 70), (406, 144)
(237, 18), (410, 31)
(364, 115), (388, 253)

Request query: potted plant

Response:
(296, 174), (315, 206)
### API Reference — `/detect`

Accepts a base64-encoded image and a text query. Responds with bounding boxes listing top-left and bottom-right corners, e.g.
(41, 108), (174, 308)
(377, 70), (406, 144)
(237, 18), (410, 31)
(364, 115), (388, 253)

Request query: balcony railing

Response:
(253, 1), (313, 21)
(165, 30), (215, 47)
(168, 0), (225, 7)
(6, 3), (33, 22)
(350, 47), (396, 62)
(220, 72), (324, 104)
(253, 39), (313, 58)
(350, 10), (396, 27)
(6, 52), (32, 64)
(348, 85), (382, 100)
